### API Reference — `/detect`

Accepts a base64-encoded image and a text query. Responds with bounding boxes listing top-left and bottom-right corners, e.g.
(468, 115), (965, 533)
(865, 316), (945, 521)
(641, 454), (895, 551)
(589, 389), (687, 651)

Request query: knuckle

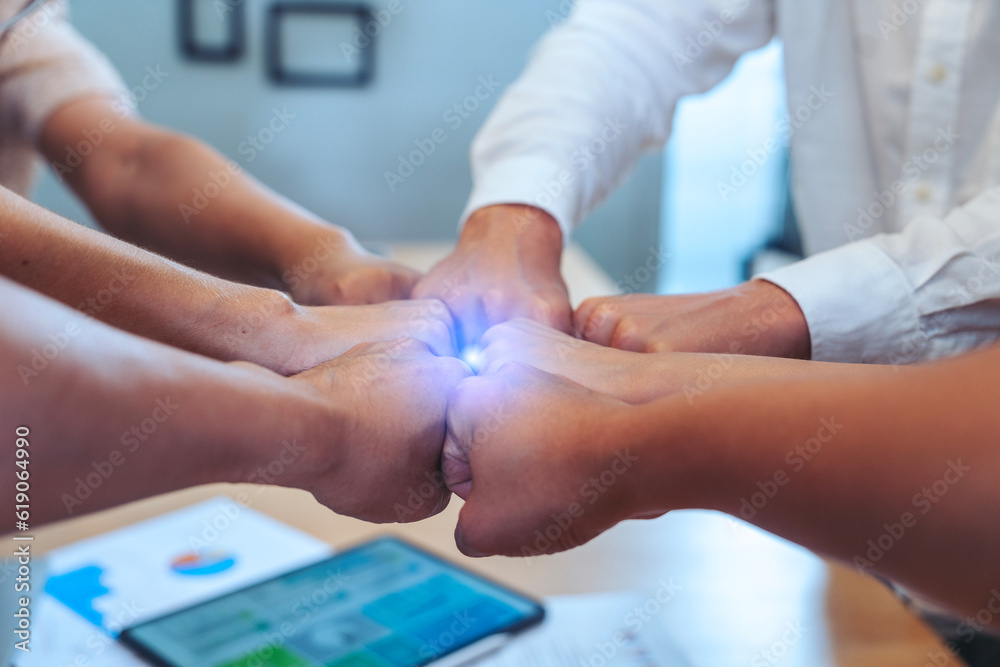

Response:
(646, 338), (673, 353)
(425, 298), (453, 322)
(393, 336), (429, 355)
(489, 320), (519, 338)
(496, 360), (530, 380)
(581, 302), (618, 338)
(481, 338), (513, 361)
(425, 319), (452, 343)
(609, 319), (642, 350)
(410, 279), (437, 301)
(481, 288), (512, 320)
(373, 268), (396, 291)
(482, 359), (507, 376)
(594, 301), (621, 321)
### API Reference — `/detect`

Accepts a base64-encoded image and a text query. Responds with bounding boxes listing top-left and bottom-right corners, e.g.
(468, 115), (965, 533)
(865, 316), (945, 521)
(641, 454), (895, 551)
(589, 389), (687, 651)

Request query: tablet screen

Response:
(121, 537), (543, 667)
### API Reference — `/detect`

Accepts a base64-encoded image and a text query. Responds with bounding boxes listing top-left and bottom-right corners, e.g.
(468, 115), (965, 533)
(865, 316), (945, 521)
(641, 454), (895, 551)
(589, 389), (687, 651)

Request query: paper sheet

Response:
(14, 499), (691, 667)
(469, 592), (692, 667)
(15, 496), (332, 667)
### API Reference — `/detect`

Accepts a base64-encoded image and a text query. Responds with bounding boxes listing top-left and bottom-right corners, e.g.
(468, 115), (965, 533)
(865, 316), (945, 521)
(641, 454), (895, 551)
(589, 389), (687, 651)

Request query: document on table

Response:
(470, 592), (692, 667)
(15, 496), (332, 667)
(13, 496), (691, 667)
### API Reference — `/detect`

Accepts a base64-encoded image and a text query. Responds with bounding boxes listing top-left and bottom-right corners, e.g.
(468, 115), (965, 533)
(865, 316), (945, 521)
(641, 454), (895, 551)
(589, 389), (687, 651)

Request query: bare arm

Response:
(414, 0), (777, 347)
(40, 96), (420, 305)
(0, 185), (456, 374)
(444, 348), (1000, 624)
(474, 318), (893, 404)
(0, 276), (469, 525)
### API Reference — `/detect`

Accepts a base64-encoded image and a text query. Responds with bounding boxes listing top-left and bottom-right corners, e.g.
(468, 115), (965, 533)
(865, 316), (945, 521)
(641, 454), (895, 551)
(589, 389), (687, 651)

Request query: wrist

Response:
(275, 225), (357, 294)
(206, 287), (306, 373)
(463, 204), (563, 249)
(582, 401), (670, 524)
(618, 397), (723, 518)
(745, 279), (812, 359)
(219, 363), (347, 491)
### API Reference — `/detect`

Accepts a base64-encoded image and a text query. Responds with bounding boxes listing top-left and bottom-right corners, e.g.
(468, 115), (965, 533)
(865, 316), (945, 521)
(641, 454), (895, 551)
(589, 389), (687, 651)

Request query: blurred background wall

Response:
(33, 0), (789, 295)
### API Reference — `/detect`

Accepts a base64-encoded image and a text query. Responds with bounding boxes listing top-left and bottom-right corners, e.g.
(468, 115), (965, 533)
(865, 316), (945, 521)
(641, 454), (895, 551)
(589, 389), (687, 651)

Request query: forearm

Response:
(0, 278), (333, 524)
(465, 0), (774, 231)
(0, 186), (302, 370)
(631, 351), (901, 403)
(41, 98), (347, 290)
(629, 347), (1000, 619)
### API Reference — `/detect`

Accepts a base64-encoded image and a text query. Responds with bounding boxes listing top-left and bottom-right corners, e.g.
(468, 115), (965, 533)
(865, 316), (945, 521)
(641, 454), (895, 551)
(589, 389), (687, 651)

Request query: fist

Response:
(284, 231), (422, 306)
(574, 280), (811, 359)
(476, 318), (654, 403)
(412, 205), (571, 347)
(292, 338), (472, 523)
(443, 363), (637, 557)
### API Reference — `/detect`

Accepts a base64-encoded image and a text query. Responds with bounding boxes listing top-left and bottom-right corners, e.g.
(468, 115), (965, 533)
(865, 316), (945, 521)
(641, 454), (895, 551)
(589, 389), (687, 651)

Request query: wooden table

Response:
(26, 243), (961, 667)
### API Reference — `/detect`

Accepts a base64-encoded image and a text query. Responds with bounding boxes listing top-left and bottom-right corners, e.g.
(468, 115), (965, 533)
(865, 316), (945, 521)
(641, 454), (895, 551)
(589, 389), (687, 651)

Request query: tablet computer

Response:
(120, 536), (544, 667)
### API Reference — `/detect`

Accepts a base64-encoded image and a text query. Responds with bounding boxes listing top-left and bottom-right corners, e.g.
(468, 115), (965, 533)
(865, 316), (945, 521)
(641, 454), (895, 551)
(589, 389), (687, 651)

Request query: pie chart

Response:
(170, 551), (237, 576)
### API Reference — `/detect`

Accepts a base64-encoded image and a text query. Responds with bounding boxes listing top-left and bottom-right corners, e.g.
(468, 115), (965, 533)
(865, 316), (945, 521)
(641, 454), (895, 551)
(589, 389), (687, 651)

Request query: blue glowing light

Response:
(460, 345), (484, 372)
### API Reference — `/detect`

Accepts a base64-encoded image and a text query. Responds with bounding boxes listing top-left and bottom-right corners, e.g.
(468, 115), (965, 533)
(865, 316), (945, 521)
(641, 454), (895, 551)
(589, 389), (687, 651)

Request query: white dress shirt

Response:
(0, 0), (127, 197)
(463, 0), (1000, 363)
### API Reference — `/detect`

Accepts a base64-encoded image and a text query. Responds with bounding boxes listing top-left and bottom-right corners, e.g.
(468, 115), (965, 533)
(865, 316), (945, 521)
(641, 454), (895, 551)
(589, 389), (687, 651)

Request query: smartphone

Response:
(120, 536), (545, 667)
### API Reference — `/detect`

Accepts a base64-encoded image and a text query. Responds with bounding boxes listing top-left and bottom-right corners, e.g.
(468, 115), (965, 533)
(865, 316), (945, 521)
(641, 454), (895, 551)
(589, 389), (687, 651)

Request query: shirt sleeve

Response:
(0, 0), (129, 145)
(758, 186), (1000, 364)
(462, 0), (776, 241)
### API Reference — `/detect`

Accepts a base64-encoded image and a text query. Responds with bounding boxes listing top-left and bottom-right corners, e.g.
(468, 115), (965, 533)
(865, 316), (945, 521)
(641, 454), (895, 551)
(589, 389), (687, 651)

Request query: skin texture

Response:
(475, 319), (886, 404)
(412, 204), (571, 347)
(575, 280), (812, 358)
(414, 204), (811, 358)
(443, 351), (1000, 627)
(42, 96), (420, 305)
(0, 96), (455, 373)
(1, 276), (471, 525)
(0, 186), (456, 374)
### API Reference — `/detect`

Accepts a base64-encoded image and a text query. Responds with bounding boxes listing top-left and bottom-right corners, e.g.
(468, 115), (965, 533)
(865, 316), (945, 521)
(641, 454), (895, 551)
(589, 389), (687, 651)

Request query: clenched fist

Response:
(575, 280), (811, 359)
(413, 205), (572, 347)
(282, 230), (423, 306)
(288, 338), (473, 523)
(442, 363), (642, 557)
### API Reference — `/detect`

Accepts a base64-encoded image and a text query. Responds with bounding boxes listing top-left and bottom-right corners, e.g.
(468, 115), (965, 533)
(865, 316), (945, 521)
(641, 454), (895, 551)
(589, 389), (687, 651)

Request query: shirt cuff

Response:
(757, 242), (922, 363)
(460, 156), (577, 245)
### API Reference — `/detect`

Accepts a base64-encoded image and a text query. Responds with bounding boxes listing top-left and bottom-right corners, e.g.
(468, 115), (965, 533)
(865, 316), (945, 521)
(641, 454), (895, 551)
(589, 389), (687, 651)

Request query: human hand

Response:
(443, 363), (643, 557)
(226, 295), (458, 375)
(476, 319), (659, 403)
(412, 205), (571, 347)
(282, 229), (422, 306)
(575, 280), (811, 358)
(477, 318), (856, 406)
(288, 338), (473, 523)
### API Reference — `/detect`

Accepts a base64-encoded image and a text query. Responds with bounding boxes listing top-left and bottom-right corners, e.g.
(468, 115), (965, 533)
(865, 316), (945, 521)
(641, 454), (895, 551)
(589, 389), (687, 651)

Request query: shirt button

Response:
(916, 184), (933, 202)
(929, 64), (948, 83)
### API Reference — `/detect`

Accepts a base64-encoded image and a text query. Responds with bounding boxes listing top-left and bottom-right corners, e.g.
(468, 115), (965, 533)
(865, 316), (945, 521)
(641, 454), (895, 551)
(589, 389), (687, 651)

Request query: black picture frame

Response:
(266, 1), (375, 88)
(178, 0), (247, 62)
